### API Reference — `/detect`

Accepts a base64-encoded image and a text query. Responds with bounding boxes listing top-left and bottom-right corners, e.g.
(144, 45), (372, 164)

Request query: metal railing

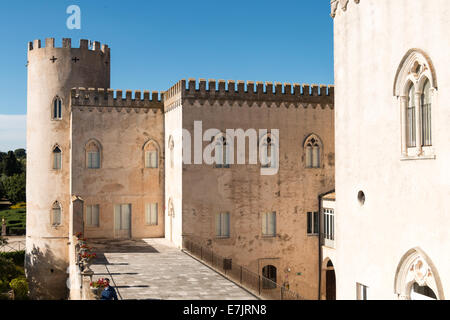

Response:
(182, 236), (303, 300)
(0, 239), (25, 253)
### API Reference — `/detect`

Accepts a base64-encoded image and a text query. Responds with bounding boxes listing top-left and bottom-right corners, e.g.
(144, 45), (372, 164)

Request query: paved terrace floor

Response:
(89, 238), (257, 300)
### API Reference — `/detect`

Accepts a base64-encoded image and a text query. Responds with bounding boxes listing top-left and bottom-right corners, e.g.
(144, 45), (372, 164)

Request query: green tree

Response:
(13, 149), (26, 160)
(1, 173), (26, 204)
(2, 151), (22, 177)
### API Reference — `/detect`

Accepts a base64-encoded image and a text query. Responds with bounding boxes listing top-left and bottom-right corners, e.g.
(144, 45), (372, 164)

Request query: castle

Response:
(25, 0), (449, 300)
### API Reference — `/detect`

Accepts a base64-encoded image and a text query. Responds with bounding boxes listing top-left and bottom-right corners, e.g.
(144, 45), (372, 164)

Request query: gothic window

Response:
(86, 140), (101, 169)
(52, 201), (61, 226)
(262, 265), (277, 289)
(394, 49), (437, 159)
(304, 134), (322, 168)
(143, 140), (159, 168)
(394, 248), (443, 300)
(52, 146), (62, 170)
(52, 96), (62, 120)
(214, 135), (230, 168)
(168, 136), (174, 169)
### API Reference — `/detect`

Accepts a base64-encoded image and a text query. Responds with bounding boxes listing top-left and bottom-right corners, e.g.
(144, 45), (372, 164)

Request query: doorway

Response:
(114, 204), (131, 239)
(325, 260), (336, 300)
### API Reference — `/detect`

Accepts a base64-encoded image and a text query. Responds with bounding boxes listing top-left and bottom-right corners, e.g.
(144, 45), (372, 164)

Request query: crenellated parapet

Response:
(330, 0), (360, 18)
(28, 38), (110, 54)
(70, 88), (164, 113)
(164, 79), (334, 112)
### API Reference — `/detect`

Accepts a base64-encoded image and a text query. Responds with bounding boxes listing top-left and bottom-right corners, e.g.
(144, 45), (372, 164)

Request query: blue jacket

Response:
(101, 286), (118, 300)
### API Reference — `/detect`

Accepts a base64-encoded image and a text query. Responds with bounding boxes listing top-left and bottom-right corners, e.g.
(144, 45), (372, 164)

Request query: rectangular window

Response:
(262, 212), (276, 237)
(307, 211), (319, 235)
(145, 151), (158, 168)
(114, 204), (131, 230)
(323, 208), (334, 240)
(356, 283), (368, 300)
(215, 212), (230, 238)
(88, 152), (100, 169)
(145, 203), (158, 225)
(86, 204), (100, 227)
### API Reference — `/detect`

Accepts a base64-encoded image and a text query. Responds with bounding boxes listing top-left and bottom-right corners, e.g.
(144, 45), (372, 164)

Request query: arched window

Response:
(52, 201), (62, 226)
(304, 134), (322, 168)
(85, 140), (101, 169)
(421, 79), (432, 146)
(260, 133), (278, 169)
(52, 146), (62, 170)
(394, 248), (444, 300)
(52, 96), (62, 120)
(262, 265), (277, 289)
(143, 140), (159, 169)
(214, 135), (230, 168)
(394, 49), (437, 158)
(168, 136), (174, 169)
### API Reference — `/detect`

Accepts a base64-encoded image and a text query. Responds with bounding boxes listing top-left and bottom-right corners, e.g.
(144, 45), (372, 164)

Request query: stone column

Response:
(399, 96), (408, 156)
(414, 92), (423, 155)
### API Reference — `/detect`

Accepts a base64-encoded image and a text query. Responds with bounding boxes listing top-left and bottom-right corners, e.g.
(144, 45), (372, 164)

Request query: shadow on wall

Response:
(25, 244), (69, 300)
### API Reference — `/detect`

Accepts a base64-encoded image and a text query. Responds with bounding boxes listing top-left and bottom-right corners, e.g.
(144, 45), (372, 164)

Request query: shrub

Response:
(0, 251), (25, 266)
(10, 202), (26, 210)
(9, 278), (28, 300)
(0, 256), (21, 283)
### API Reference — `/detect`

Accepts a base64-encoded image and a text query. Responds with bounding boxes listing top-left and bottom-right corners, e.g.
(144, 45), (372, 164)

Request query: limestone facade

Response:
(26, 40), (334, 299)
(332, 0), (449, 300)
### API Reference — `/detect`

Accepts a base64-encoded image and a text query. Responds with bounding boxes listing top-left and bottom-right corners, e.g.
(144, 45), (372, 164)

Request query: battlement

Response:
(70, 88), (164, 112)
(331, 0), (360, 18)
(167, 79), (333, 97)
(164, 78), (334, 111)
(28, 38), (110, 54)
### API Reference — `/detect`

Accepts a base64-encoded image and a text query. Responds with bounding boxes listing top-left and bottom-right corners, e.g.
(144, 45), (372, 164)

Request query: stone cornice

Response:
(331, 0), (360, 18)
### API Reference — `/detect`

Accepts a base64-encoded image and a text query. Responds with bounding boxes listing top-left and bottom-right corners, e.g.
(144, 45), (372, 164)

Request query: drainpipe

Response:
(318, 189), (335, 300)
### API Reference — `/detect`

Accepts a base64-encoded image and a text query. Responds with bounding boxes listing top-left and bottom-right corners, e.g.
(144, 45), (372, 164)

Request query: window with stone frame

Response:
(144, 140), (159, 168)
(52, 146), (62, 170)
(86, 140), (101, 169)
(52, 201), (62, 226)
(304, 134), (322, 168)
(262, 212), (276, 237)
(52, 96), (62, 120)
(394, 49), (437, 159)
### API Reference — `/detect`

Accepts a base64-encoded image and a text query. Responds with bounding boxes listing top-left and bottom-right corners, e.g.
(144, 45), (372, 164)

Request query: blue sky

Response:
(0, 0), (334, 151)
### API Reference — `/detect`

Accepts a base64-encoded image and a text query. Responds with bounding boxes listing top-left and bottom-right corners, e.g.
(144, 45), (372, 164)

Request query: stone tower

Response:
(26, 38), (110, 299)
